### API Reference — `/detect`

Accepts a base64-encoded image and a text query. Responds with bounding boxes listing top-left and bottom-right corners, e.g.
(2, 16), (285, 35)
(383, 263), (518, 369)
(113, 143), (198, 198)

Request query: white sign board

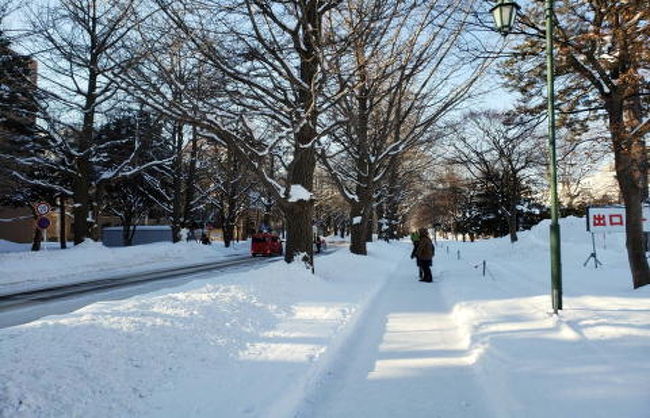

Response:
(587, 206), (650, 233)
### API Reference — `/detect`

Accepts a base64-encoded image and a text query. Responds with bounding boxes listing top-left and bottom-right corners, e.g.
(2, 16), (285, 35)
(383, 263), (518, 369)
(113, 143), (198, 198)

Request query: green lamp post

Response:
(491, 0), (563, 313)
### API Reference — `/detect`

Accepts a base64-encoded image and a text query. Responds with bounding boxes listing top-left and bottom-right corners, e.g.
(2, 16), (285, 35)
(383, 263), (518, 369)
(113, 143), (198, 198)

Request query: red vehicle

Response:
(251, 232), (283, 257)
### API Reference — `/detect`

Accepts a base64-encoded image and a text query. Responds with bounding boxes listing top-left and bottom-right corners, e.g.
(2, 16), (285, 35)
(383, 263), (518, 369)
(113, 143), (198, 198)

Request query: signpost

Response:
(583, 232), (603, 269)
(585, 206), (650, 268)
(37, 217), (51, 229)
(33, 202), (52, 251)
(36, 214), (51, 251)
(35, 202), (51, 216)
(586, 206), (650, 233)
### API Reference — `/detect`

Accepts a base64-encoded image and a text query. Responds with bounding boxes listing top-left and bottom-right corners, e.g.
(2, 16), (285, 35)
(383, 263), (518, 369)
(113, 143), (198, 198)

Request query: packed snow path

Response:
(296, 252), (492, 418)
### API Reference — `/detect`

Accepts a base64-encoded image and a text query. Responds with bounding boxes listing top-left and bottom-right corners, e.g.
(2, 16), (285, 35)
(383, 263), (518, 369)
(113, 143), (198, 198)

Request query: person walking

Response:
(415, 228), (435, 283)
(410, 230), (422, 279)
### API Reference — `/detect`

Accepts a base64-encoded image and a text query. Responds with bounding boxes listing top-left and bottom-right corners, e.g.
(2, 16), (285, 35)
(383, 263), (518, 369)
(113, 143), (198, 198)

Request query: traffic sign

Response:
(37, 216), (51, 229)
(35, 202), (51, 216)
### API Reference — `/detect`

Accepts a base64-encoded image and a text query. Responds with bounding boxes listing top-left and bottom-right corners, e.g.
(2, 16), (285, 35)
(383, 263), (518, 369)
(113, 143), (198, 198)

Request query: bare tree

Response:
(207, 143), (257, 248)
(376, 149), (433, 241)
(410, 169), (472, 240)
(447, 111), (545, 243)
(556, 128), (609, 209)
(24, 0), (148, 244)
(318, 0), (488, 254)
(114, 0), (345, 265)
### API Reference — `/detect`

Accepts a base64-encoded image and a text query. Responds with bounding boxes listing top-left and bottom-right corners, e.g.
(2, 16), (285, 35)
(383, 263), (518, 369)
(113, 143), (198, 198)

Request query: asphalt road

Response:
(0, 255), (281, 328)
(0, 247), (340, 328)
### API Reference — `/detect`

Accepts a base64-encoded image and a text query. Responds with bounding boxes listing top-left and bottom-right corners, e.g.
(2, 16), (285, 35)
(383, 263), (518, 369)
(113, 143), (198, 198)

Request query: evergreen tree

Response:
(99, 111), (165, 246)
(0, 29), (38, 202)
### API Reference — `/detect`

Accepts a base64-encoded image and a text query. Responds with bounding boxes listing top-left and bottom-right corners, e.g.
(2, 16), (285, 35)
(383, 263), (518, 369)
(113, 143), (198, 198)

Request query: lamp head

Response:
(490, 0), (520, 36)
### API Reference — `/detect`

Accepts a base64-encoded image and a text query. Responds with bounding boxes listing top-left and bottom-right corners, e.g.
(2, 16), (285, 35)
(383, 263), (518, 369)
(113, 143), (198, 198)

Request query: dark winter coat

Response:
(415, 235), (434, 261)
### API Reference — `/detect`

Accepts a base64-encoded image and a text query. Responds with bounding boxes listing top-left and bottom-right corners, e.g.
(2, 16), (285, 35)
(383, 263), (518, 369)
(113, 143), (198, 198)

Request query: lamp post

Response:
(490, 0), (563, 314)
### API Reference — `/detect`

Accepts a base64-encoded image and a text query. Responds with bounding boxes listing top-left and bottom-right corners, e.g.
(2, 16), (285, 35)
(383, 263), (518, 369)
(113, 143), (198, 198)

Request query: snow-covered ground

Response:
(1, 217), (648, 417)
(431, 217), (650, 418)
(0, 240), (76, 253)
(0, 240), (33, 253)
(0, 240), (250, 296)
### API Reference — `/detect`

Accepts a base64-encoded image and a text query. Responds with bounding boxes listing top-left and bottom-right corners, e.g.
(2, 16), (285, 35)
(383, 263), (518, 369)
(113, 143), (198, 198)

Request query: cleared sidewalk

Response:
(296, 249), (493, 418)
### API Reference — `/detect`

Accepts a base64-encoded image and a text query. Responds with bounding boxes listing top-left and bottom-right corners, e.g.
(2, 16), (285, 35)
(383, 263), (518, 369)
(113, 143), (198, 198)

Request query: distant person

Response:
(315, 235), (322, 253)
(414, 228), (434, 283)
(410, 230), (422, 279)
(410, 230), (420, 254)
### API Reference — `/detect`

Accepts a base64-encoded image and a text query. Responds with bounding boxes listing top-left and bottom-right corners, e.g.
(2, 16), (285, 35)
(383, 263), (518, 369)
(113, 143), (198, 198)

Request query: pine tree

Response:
(99, 111), (164, 246)
(0, 29), (38, 201)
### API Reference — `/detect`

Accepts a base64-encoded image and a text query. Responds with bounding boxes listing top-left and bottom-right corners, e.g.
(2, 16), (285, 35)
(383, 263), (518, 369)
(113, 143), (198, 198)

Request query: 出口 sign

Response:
(587, 206), (650, 233)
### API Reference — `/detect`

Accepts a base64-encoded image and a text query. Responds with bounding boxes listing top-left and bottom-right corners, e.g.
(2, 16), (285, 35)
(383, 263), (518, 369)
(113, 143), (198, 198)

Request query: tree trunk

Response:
(364, 218), (373, 242)
(609, 97), (650, 288)
(31, 225), (42, 251)
(349, 183), (373, 252)
(122, 223), (135, 246)
(59, 196), (67, 249)
(281, 0), (319, 264)
(615, 150), (650, 288)
(241, 213), (250, 240)
(349, 203), (367, 255)
(508, 204), (518, 243)
(365, 207), (376, 243)
(72, 161), (90, 245)
(171, 122), (184, 243)
(73, 51), (99, 245)
(223, 222), (234, 248)
(183, 126), (199, 223)
(284, 200), (313, 263)
(90, 184), (104, 242)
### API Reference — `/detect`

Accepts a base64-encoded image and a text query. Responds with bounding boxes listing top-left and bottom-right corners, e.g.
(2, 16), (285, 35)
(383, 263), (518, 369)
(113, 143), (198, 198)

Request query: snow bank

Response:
(324, 234), (350, 244)
(0, 240), (31, 253)
(0, 240), (75, 253)
(0, 240), (250, 295)
(0, 242), (400, 418)
(435, 216), (650, 418)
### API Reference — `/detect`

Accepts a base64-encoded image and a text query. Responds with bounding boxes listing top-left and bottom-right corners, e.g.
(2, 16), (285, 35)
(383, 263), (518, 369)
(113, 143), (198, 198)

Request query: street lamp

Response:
(490, 1), (520, 36)
(491, 0), (563, 314)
